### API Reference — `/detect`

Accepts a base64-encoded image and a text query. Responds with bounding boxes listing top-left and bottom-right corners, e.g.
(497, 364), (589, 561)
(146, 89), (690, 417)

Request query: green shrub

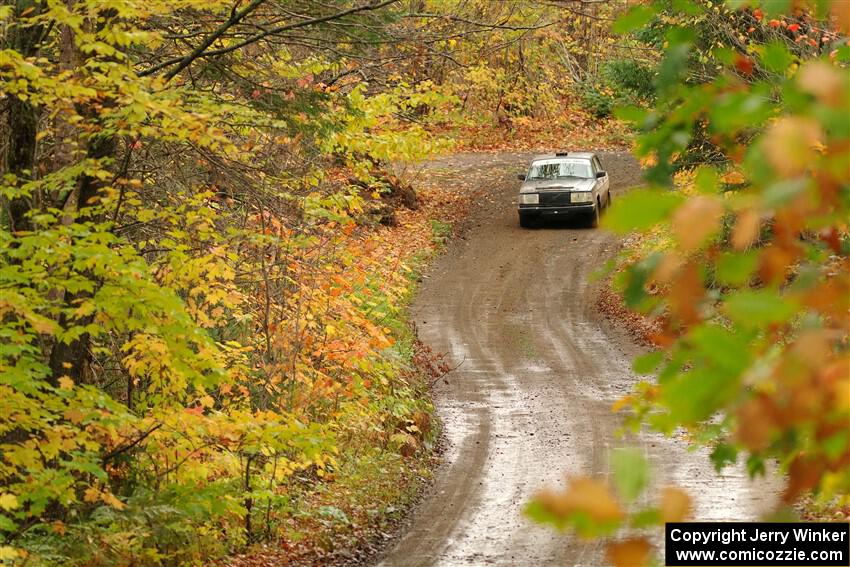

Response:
(578, 60), (656, 118)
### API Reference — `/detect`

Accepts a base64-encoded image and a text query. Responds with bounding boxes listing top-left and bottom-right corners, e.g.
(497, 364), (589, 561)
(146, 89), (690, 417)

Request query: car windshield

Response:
(526, 159), (592, 180)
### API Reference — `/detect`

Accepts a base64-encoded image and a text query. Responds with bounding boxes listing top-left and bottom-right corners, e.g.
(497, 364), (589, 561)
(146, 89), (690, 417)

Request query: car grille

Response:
(538, 192), (572, 207)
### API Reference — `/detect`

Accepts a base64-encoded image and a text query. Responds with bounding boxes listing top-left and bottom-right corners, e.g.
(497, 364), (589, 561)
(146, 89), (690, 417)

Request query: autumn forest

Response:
(1, 0), (848, 565)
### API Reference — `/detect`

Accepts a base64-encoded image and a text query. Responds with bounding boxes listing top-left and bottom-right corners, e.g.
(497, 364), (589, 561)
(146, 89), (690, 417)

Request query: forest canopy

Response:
(1, 0), (848, 565)
(1, 0), (630, 563)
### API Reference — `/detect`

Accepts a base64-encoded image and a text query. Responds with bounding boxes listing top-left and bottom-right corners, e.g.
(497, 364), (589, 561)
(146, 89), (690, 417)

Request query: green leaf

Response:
(656, 43), (692, 95)
(688, 325), (751, 377)
(671, 0), (703, 15)
(761, 0), (791, 16)
(631, 507), (662, 528)
(613, 105), (648, 125)
(822, 430), (849, 461)
(695, 166), (719, 194)
(612, 6), (657, 35)
(715, 251), (758, 287)
(0, 515), (17, 531)
(611, 448), (650, 502)
(761, 42), (794, 75)
(723, 290), (798, 328)
(710, 443), (738, 472)
(662, 367), (739, 424)
(622, 253), (662, 309)
(761, 179), (808, 208)
(633, 351), (664, 375)
(524, 500), (569, 531)
(602, 189), (684, 233)
(659, 326), (751, 424)
(746, 454), (766, 477)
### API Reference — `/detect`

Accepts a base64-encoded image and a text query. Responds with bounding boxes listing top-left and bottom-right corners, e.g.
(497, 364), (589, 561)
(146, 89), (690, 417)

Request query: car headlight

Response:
(570, 191), (593, 203)
(519, 193), (539, 205)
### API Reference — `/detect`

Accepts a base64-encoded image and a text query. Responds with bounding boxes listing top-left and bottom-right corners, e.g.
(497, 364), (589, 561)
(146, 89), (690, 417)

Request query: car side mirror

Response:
(596, 171), (606, 178)
(517, 173), (526, 181)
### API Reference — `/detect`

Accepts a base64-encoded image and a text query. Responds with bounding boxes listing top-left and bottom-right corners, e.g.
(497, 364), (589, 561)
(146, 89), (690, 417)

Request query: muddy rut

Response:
(377, 152), (779, 567)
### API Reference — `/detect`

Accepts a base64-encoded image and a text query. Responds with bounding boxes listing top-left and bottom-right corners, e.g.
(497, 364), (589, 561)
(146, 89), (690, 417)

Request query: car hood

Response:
(520, 177), (595, 192)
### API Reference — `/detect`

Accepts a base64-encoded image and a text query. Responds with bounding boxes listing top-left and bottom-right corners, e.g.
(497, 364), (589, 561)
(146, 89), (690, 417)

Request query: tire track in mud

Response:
(377, 152), (780, 567)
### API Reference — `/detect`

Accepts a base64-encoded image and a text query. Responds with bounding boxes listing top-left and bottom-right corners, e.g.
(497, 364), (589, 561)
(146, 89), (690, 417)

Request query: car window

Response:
(592, 157), (602, 172)
(527, 159), (592, 180)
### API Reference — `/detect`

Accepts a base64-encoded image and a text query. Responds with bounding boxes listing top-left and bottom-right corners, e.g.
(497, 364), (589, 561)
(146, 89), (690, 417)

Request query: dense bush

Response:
(578, 60), (656, 118)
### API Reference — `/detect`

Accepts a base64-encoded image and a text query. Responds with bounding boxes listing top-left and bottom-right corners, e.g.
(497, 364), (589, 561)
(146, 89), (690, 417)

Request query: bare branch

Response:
(141, 0), (268, 80)
(138, 0), (400, 80)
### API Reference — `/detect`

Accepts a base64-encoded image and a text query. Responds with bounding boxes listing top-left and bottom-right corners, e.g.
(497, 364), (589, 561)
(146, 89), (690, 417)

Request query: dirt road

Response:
(377, 152), (778, 567)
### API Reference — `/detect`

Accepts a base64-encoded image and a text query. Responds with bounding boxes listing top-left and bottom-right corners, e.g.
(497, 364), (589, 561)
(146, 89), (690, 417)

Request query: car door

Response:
(587, 158), (602, 201)
(593, 156), (609, 200)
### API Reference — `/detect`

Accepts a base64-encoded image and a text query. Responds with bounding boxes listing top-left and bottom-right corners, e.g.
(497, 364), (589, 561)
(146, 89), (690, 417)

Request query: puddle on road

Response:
(432, 372), (588, 566)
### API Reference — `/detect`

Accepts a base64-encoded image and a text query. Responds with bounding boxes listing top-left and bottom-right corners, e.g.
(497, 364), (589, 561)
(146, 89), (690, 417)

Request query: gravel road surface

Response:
(378, 152), (779, 567)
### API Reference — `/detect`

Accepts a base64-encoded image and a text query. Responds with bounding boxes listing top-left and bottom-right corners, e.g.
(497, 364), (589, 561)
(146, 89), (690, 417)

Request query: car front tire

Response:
(588, 202), (600, 228)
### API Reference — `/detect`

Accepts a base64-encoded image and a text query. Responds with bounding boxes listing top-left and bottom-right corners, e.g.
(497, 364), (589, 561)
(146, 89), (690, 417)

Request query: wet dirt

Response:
(377, 152), (780, 567)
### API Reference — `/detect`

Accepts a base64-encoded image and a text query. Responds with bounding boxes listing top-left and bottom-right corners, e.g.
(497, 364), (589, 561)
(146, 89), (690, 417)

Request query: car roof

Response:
(530, 151), (596, 162)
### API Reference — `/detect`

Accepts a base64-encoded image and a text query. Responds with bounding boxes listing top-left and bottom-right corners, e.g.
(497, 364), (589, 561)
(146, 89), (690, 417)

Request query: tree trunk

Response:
(47, 132), (117, 386)
(46, 6), (119, 387)
(3, 1), (48, 233)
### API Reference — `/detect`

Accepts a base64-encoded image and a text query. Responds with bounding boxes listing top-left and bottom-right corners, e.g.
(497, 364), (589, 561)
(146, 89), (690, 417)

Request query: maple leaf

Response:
(606, 538), (652, 567)
(660, 487), (691, 523)
(0, 494), (19, 511)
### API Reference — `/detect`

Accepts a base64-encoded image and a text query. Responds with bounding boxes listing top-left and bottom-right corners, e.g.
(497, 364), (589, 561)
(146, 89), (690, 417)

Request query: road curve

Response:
(378, 152), (779, 567)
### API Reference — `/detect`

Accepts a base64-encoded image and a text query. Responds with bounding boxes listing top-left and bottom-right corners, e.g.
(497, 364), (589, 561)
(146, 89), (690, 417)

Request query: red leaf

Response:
(735, 54), (754, 76)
